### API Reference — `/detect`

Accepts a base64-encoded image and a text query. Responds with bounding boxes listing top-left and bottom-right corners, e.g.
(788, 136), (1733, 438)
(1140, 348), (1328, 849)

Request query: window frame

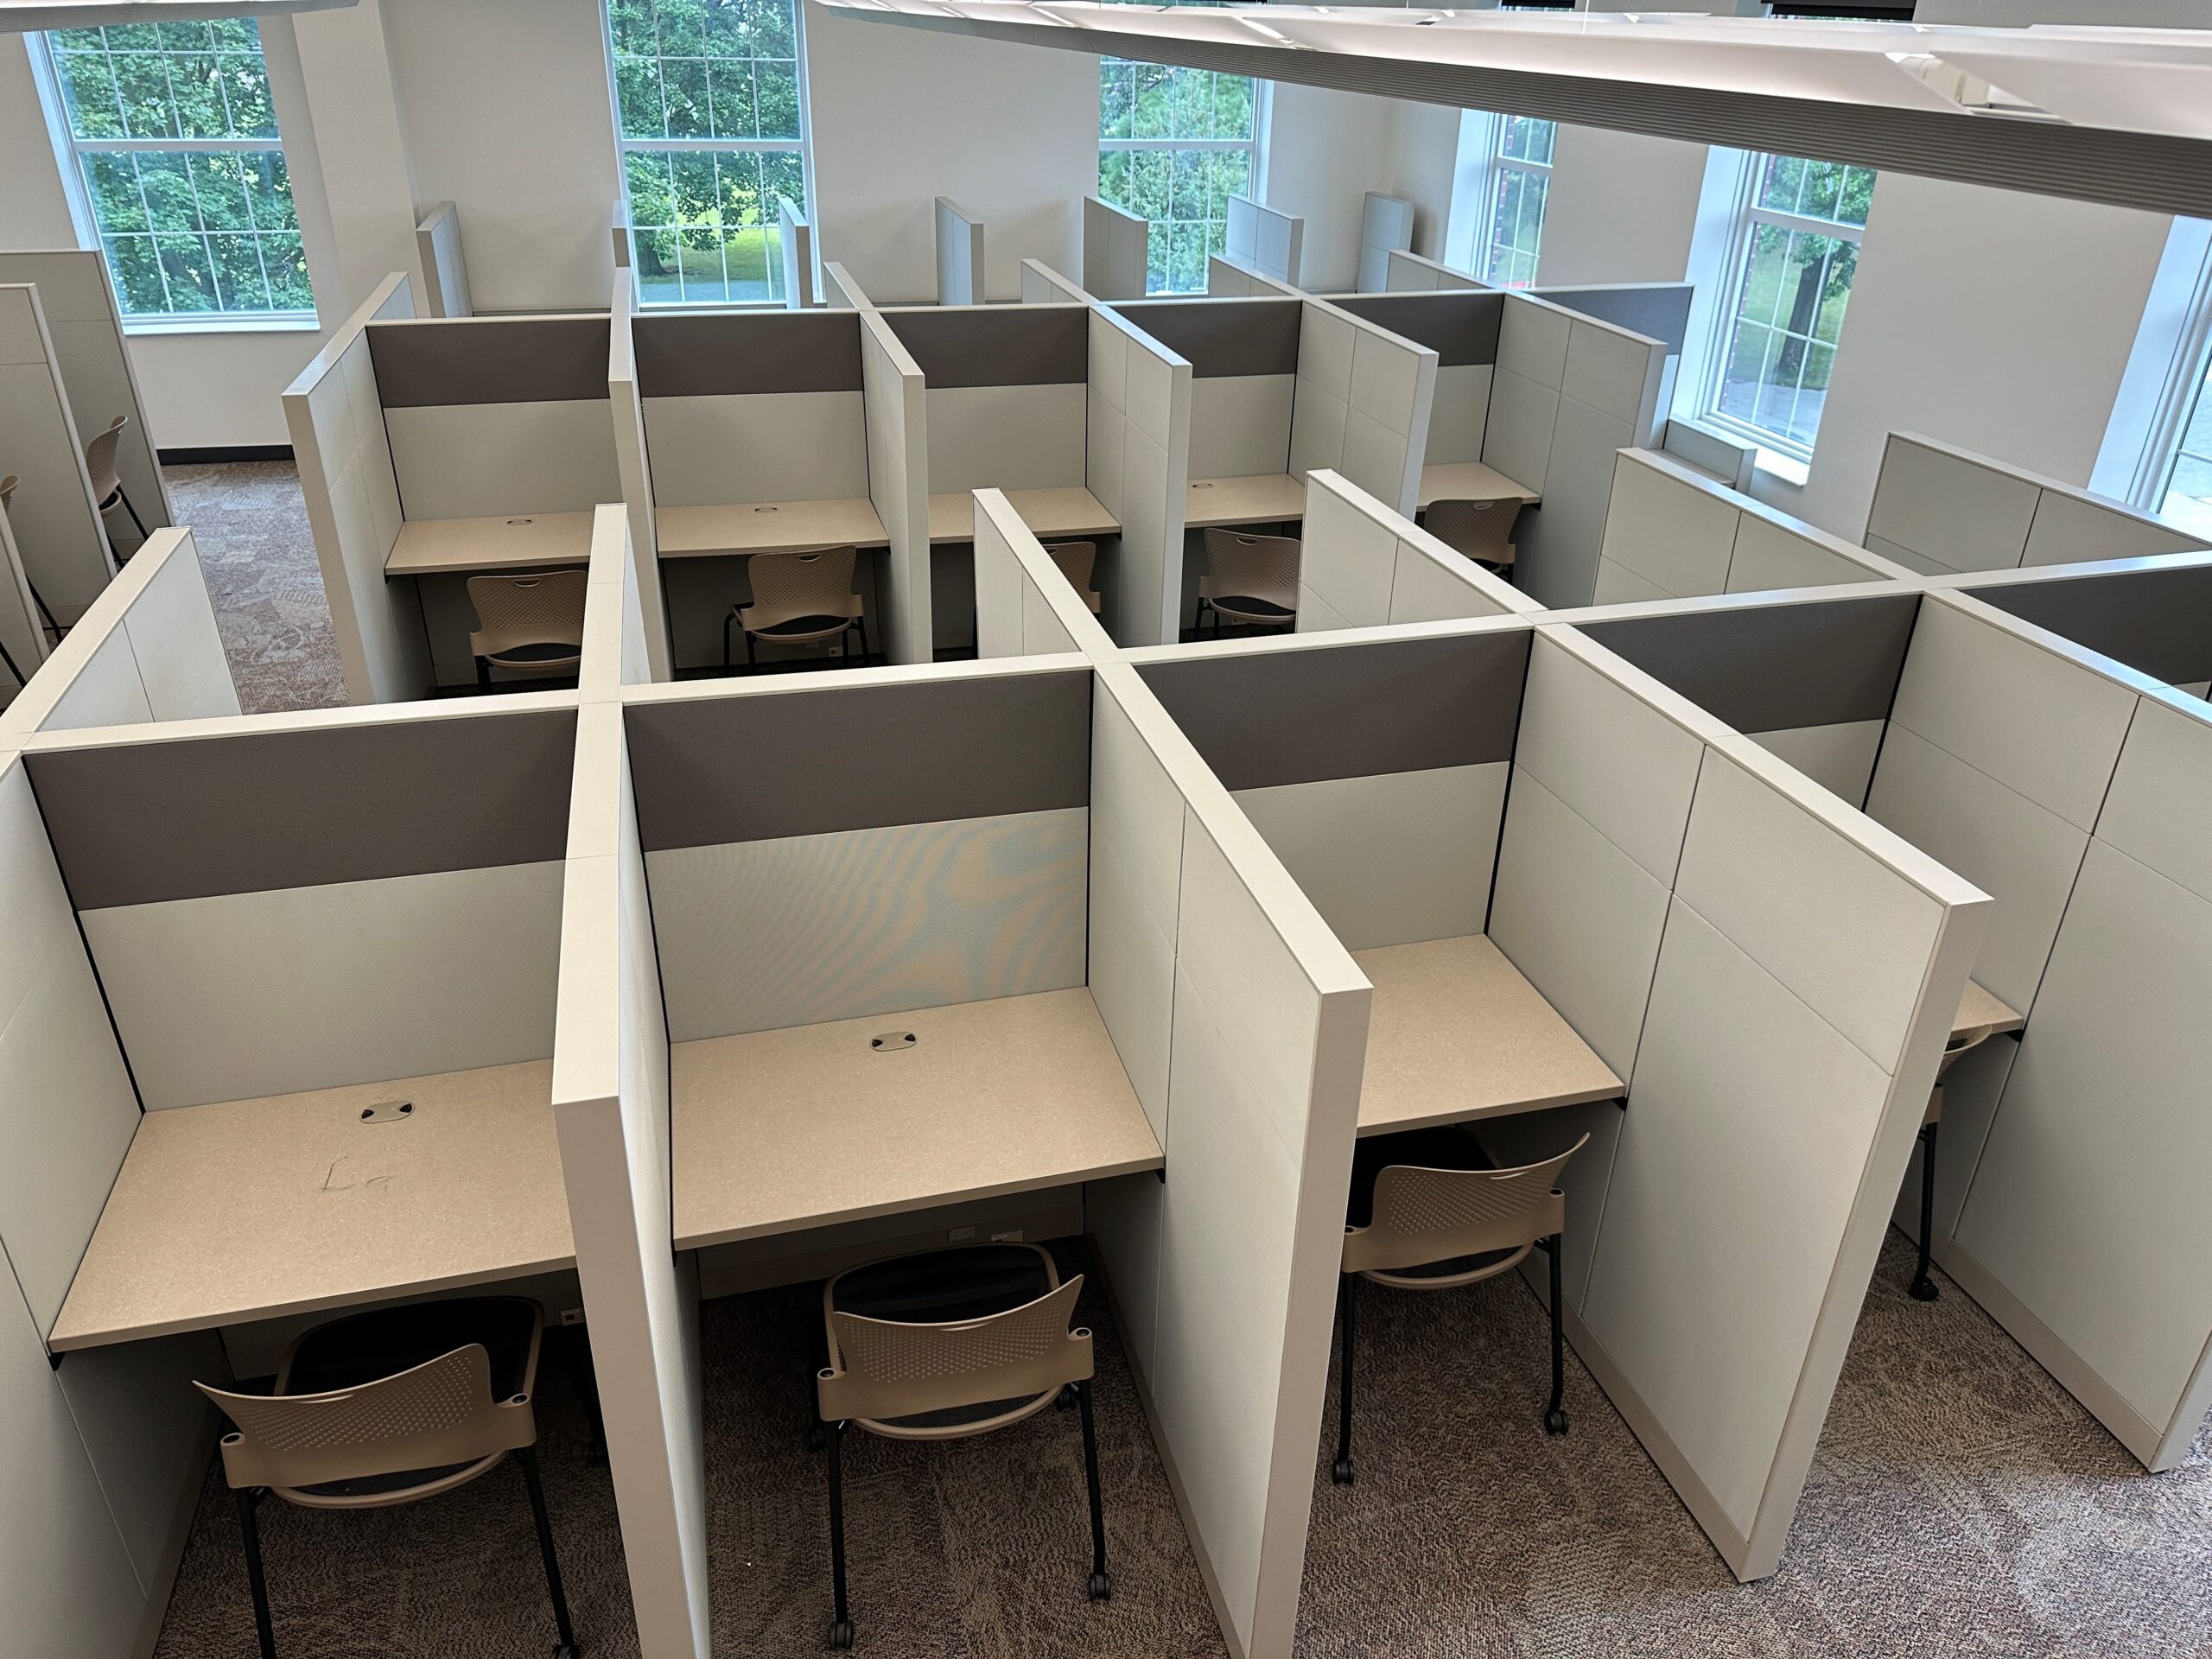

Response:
(2132, 249), (2212, 531)
(602, 0), (819, 311)
(29, 23), (316, 331)
(1699, 152), (1873, 464)
(1096, 48), (1267, 296)
(1476, 111), (1554, 289)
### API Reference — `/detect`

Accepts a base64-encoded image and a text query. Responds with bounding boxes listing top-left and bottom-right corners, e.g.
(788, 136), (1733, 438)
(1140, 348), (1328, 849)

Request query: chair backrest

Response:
(818, 1274), (1092, 1425)
(0, 474), (16, 507)
(1046, 540), (1102, 612)
(743, 543), (861, 632)
(83, 416), (128, 502)
(1200, 528), (1300, 607)
(197, 1344), (536, 1491)
(1425, 498), (1516, 563)
(1344, 1133), (1590, 1276)
(465, 569), (588, 656)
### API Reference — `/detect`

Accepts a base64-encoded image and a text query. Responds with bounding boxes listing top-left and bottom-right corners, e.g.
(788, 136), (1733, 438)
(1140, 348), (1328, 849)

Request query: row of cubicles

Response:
(11, 461), (2212, 1656)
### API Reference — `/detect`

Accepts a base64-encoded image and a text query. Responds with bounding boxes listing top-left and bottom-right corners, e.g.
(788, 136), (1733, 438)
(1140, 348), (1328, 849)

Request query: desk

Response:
(1417, 462), (1541, 512)
(1186, 474), (1303, 530)
(1353, 935), (1623, 1136)
(48, 1061), (572, 1351)
(1955, 980), (2024, 1041)
(384, 512), (596, 578)
(657, 498), (888, 560)
(928, 487), (1118, 545)
(673, 988), (1163, 1249)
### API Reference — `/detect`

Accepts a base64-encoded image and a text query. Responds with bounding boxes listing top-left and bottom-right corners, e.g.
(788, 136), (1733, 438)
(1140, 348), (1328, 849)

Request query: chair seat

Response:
(739, 611), (856, 643)
(829, 1244), (1058, 1431)
(483, 640), (582, 667)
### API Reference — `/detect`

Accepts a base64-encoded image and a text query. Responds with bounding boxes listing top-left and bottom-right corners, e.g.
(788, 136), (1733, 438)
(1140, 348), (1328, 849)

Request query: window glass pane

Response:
(2160, 360), (2212, 531)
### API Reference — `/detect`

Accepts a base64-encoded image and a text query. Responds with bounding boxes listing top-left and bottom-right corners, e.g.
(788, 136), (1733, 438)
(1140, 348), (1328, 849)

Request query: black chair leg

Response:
(744, 628), (758, 673)
(559, 1325), (607, 1465)
(723, 612), (735, 673)
(1332, 1274), (1356, 1484)
(1, 636), (22, 687)
(1910, 1122), (1941, 1302)
(1077, 1380), (1112, 1600)
(856, 615), (871, 663)
(120, 488), (149, 543)
(28, 581), (63, 641)
(236, 1488), (278, 1659)
(517, 1447), (581, 1656)
(475, 656), (492, 693)
(826, 1421), (853, 1649)
(1544, 1236), (1569, 1436)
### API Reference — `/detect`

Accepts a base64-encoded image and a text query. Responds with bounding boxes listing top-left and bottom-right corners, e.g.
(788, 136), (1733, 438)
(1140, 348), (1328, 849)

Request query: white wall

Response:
(1262, 85), (1462, 293)
(0, 39), (73, 247)
(1536, 126), (1707, 287)
(804, 0), (1096, 303)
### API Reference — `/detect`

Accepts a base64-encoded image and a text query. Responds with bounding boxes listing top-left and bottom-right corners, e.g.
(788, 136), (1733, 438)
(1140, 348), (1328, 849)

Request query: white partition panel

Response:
(933, 196), (986, 306)
(1087, 307), (1192, 646)
(284, 273), (423, 704)
(0, 530), (236, 735)
(1383, 248), (1484, 293)
(1084, 195), (1150, 301)
(414, 201), (472, 319)
(1020, 259), (1091, 304)
(1355, 193), (1415, 293)
(0, 251), (171, 553)
(607, 279), (672, 682)
(777, 195), (817, 308)
(1224, 195), (1303, 286)
(0, 494), (48, 709)
(822, 261), (869, 309)
(858, 309), (931, 663)
(1660, 415), (1757, 491)
(973, 489), (1109, 659)
(0, 283), (114, 625)
(1206, 255), (1302, 299)
(1294, 469), (1530, 634)
(1288, 302), (1435, 519)
(552, 703), (711, 1659)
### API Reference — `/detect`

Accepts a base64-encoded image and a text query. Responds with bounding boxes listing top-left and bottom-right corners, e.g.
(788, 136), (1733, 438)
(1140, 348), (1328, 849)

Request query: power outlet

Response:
(947, 1225), (977, 1242)
(989, 1229), (1025, 1243)
(559, 1307), (586, 1326)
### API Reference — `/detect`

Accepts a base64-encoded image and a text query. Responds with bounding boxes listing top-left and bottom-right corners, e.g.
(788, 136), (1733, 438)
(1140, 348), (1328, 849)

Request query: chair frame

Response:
(86, 414), (149, 552)
(1197, 527), (1300, 636)
(466, 569), (588, 693)
(1421, 497), (1522, 578)
(726, 544), (869, 675)
(1910, 1022), (2007, 1302)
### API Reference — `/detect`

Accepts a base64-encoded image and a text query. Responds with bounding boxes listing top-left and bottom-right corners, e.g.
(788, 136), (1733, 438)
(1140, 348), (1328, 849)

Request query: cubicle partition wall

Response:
(605, 273), (671, 682)
(974, 487), (1117, 658)
(1086, 305), (1192, 646)
(1865, 430), (2210, 576)
(934, 197), (988, 306)
(1355, 192), (1415, 293)
(1660, 415), (1758, 491)
(414, 201), (472, 318)
(1383, 248), (1484, 292)
(822, 261), (869, 309)
(0, 493), (48, 704)
(1083, 194), (1150, 301)
(1206, 255), (1301, 299)
(1225, 195), (1303, 286)
(1328, 289), (1503, 491)
(0, 250), (173, 558)
(0, 530), (237, 734)
(0, 282), (115, 626)
(1294, 469), (1534, 632)
(1595, 448), (1913, 605)
(1020, 259), (1092, 304)
(777, 195), (817, 308)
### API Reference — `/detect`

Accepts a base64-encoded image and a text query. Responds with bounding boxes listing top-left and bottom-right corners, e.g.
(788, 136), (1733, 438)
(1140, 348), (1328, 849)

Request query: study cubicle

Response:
(1548, 570), (2212, 1475)
(1, 281), (118, 635)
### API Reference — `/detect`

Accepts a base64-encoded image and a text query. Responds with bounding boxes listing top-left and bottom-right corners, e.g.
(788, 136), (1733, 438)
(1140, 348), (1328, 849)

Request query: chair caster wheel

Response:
(1089, 1571), (1114, 1601)
(1331, 1457), (1355, 1484)
(1544, 1408), (1569, 1437)
(1909, 1279), (1939, 1303)
(1057, 1383), (1078, 1408)
(829, 1618), (855, 1649)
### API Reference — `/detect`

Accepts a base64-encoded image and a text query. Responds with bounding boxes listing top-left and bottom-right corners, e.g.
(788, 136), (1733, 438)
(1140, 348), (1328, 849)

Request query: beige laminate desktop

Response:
(48, 1060), (574, 1351)
(1956, 979), (2024, 1041)
(1417, 461), (1542, 512)
(672, 988), (1163, 1250)
(1186, 474), (1304, 530)
(927, 487), (1118, 545)
(656, 497), (889, 560)
(1353, 935), (1623, 1136)
(384, 512), (597, 578)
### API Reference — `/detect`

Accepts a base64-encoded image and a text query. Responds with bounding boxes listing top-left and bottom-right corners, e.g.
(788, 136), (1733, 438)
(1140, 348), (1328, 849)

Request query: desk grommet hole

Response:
(869, 1031), (918, 1052)
(506, 518), (533, 525)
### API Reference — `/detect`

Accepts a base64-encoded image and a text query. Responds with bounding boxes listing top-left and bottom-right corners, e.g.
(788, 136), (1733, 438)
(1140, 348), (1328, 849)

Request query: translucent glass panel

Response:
(45, 22), (311, 319)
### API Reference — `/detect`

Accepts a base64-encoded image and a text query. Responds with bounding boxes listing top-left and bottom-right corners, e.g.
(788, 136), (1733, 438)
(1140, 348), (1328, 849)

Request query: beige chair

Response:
(1046, 540), (1103, 613)
(1197, 527), (1299, 635)
(467, 569), (587, 691)
(0, 474), (61, 643)
(1332, 1124), (1591, 1484)
(728, 543), (868, 672)
(815, 1243), (1111, 1649)
(195, 1297), (578, 1659)
(1909, 1020), (2004, 1302)
(85, 414), (150, 550)
(1424, 497), (1520, 575)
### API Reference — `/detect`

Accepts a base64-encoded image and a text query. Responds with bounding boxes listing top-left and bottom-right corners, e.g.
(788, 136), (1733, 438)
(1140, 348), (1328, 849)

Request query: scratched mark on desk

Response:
(321, 1155), (394, 1195)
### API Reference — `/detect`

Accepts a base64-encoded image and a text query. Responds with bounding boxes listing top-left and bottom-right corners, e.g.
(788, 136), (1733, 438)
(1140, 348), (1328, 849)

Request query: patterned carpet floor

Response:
(147, 462), (2212, 1657)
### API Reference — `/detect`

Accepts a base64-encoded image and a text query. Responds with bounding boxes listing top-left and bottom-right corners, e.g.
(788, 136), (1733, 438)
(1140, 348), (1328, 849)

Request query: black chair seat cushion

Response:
(739, 613), (855, 639)
(485, 640), (582, 665)
(829, 1245), (1058, 1428)
(1347, 1124), (1518, 1281)
(1212, 595), (1294, 620)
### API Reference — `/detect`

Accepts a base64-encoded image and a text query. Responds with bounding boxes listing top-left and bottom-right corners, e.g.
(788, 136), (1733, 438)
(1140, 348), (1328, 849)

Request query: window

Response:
(1097, 6), (1259, 296)
(38, 22), (312, 322)
(2157, 353), (2212, 533)
(607, 0), (812, 307)
(1478, 114), (1554, 289)
(1706, 154), (1875, 459)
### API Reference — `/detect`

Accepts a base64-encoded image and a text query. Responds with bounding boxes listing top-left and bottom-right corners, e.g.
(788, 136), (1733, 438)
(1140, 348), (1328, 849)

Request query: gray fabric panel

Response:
(632, 309), (864, 397)
(1110, 299), (1302, 378)
(1581, 594), (1920, 733)
(1136, 632), (1529, 791)
(1538, 285), (1694, 355)
(1974, 565), (2212, 687)
(625, 671), (1092, 849)
(881, 307), (1088, 388)
(27, 709), (577, 910)
(368, 318), (613, 406)
(1330, 293), (1504, 366)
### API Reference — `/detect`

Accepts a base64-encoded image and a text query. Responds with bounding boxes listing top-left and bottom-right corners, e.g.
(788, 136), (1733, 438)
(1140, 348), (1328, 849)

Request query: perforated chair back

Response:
(1425, 498), (1517, 568)
(1345, 1133), (1589, 1283)
(466, 569), (588, 663)
(198, 1344), (537, 1502)
(1200, 528), (1300, 619)
(819, 1274), (1092, 1434)
(742, 544), (861, 634)
(83, 416), (128, 505)
(1047, 540), (1103, 613)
